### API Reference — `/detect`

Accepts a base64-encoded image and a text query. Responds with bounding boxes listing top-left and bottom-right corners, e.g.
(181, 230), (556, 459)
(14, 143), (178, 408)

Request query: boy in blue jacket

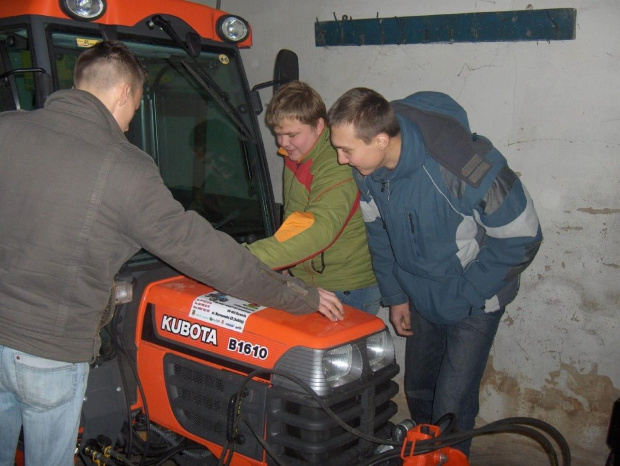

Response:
(328, 88), (542, 456)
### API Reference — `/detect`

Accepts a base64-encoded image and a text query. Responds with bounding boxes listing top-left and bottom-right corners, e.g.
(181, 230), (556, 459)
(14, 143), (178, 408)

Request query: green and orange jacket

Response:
(248, 128), (376, 291)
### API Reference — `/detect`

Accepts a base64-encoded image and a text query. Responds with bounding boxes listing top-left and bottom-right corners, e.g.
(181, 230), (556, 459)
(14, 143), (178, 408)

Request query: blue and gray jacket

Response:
(355, 92), (542, 324)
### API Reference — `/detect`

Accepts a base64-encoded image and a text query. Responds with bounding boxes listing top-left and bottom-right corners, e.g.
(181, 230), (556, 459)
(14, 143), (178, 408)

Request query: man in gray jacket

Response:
(0, 41), (343, 466)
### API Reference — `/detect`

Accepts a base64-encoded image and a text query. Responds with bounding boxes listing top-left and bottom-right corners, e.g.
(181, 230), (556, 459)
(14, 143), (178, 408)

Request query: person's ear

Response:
(374, 133), (389, 150)
(316, 117), (326, 133)
(118, 83), (131, 107)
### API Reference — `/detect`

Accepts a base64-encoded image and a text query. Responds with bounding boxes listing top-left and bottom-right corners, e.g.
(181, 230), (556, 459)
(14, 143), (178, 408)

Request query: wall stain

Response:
(481, 358), (620, 460)
(582, 297), (601, 311)
(603, 263), (620, 269)
(539, 276), (618, 315)
(577, 207), (620, 215)
(559, 226), (583, 231)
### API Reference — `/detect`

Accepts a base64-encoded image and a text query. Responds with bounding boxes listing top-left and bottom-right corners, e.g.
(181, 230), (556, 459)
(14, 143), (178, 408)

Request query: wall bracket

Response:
(315, 8), (576, 47)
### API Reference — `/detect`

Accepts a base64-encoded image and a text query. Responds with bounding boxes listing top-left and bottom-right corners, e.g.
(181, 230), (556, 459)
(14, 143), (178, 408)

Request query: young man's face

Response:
(330, 123), (386, 176)
(274, 117), (324, 162)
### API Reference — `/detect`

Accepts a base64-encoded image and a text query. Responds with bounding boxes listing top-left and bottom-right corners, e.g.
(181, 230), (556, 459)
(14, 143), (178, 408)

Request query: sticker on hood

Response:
(190, 291), (265, 333)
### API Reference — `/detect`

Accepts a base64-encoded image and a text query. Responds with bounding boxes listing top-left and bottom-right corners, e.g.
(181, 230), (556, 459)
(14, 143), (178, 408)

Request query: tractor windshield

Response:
(0, 28), (273, 247)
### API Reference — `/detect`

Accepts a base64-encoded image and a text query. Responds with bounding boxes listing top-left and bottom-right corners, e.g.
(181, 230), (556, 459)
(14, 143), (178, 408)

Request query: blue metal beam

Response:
(315, 8), (576, 46)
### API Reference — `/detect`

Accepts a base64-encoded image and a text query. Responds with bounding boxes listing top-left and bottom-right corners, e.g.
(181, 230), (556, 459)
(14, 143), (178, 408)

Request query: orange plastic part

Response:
(401, 424), (469, 466)
(0, 0), (252, 47)
(133, 275), (387, 465)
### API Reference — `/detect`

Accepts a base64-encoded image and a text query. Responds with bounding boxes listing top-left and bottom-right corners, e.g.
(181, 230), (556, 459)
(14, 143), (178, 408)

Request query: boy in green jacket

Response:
(248, 82), (379, 314)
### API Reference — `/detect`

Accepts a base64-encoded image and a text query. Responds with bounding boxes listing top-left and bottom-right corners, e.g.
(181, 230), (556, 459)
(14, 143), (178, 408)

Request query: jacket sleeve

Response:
(459, 164), (543, 310)
(121, 157), (320, 314)
(247, 161), (359, 270)
(356, 175), (409, 307)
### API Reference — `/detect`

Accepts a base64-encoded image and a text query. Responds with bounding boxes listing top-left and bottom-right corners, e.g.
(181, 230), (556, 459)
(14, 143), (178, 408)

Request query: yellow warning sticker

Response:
(76, 38), (101, 48)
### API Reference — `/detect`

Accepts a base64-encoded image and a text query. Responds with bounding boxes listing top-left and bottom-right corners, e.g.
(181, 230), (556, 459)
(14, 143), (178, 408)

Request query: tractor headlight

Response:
(273, 328), (396, 395)
(322, 344), (363, 388)
(59, 0), (106, 21)
(216, 15), (250, 43)
(366, 330), (395, 372)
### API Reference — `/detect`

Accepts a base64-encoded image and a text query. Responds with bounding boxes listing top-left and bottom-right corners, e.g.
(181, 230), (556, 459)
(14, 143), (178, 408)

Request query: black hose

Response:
(358, 423), (564, 466)
(103, 352), (570, 466)
(434, 412), (457, 436)
(216, 439), (235, 466)
(239, 414), (290, 466)
(150, 444), (208, 466)
(109, 320), (134, 459)
(110, 311), (151, 466)
(220, 368), (570, 466)
(485, 417), (571, 465)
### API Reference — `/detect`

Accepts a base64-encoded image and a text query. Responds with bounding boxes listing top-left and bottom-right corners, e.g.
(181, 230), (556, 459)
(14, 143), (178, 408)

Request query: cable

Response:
(103, 322), (572, 466)
(238, 414), (290, 466)
(149, 443), (207, 466)
(482, 417), (571, 465)
(410, 423), (562, 464)
(433, 412), (457, 436)
(217, 437), (238, 466)
(433, 424), (558, 463)
(109, 309), (151, 466)
(221, 367), (570, 466)
(92, 354), (570, 466)
(85, 360), (570, 466)
(357, 423), (564, 466)
(408, 424), (554, 458)
(217, 367), (410, 465)
(221, 368), (409, 456)
(108, 318), (134, 460)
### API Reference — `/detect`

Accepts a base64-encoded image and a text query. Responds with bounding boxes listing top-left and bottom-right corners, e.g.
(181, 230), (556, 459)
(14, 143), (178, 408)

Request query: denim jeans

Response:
(404, 306), (504, 457)
(335, 283), (381, 315)
(0, 345), (89, 466)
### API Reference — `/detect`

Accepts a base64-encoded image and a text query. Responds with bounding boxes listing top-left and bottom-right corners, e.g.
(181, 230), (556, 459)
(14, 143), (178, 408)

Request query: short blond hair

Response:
(74, 40), (147, 93)
(266, 81), (327, 129)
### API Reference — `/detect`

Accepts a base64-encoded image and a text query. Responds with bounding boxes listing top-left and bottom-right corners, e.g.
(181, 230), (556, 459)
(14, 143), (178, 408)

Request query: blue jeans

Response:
(0, 345), (89, 466)
(404, 306), (504, 457)
(335, 283), (381, 315)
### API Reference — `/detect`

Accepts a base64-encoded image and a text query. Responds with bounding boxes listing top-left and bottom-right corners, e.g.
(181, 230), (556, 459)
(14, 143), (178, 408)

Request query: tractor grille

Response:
(163, 354), (268, 460)
(163, 353), (399, 465)
(266, 364), (399, 465)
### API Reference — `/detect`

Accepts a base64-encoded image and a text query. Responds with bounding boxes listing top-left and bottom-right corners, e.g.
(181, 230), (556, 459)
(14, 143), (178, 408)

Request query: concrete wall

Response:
(196, 0), (619, 462)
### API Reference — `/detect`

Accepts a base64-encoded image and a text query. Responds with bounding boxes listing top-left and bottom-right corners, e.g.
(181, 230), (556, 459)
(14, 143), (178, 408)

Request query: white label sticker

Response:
(190, 292), (265, 333)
